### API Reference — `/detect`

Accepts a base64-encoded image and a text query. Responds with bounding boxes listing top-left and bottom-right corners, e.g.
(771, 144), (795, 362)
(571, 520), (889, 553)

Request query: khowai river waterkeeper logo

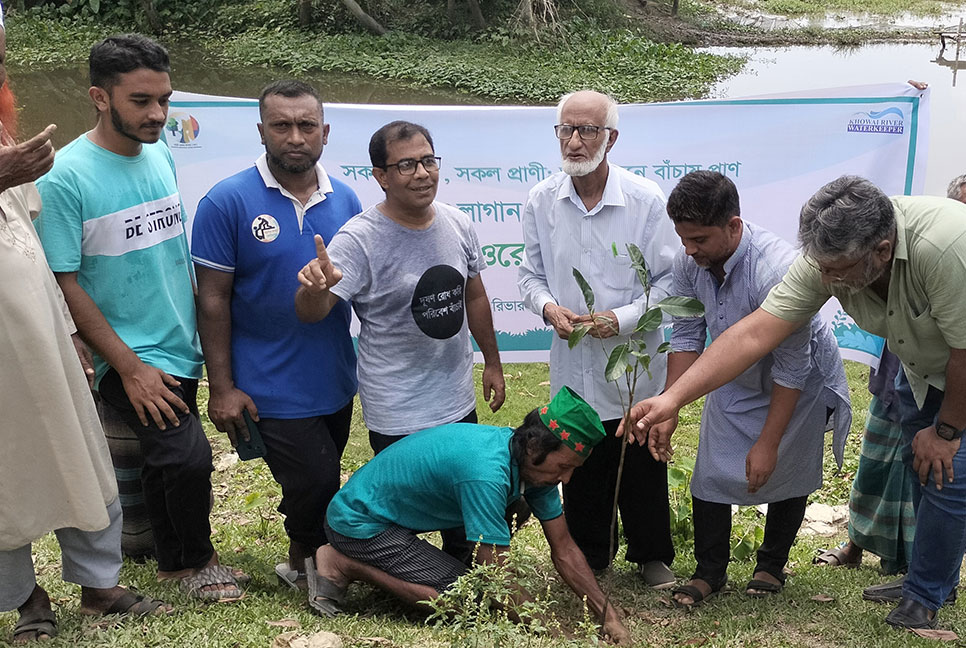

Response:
(847, 107), (905, 134)
(166, 112), (201, 147)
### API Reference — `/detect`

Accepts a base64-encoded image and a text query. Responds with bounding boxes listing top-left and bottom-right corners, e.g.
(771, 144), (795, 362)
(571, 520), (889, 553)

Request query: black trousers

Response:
(369, 408), (479, 566)
(98, 368), (214, 572)
(259, 402), (353, 551)
(563, 417), (675, 570)
(692, 494), (808, 586)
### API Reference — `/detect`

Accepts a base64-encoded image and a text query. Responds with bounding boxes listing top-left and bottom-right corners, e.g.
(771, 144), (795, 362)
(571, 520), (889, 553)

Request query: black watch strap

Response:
(936, 422), (964, 441)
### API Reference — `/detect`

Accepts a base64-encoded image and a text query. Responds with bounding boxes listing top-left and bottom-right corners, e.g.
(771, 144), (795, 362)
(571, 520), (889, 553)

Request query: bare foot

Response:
(13, 585), (56, 644)
(314, 544), (351, 590)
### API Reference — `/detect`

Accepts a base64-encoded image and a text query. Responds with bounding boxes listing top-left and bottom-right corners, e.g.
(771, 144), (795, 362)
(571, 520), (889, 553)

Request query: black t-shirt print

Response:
(411, 264), (466, 339)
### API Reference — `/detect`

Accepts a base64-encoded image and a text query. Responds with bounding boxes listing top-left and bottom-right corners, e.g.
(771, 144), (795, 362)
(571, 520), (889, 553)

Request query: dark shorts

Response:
(324, 518), (467, 594)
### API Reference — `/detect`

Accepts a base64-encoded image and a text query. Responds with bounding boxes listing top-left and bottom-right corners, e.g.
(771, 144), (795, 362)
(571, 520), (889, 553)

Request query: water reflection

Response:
(9, 43), (493, 149)
(701, 42), (966, 195)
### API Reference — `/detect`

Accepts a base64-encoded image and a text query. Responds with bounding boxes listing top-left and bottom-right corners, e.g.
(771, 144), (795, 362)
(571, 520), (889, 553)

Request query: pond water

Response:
(11, 40), (963, 195)
(10, 44), (491, 151)
(702, 41), (966, 195)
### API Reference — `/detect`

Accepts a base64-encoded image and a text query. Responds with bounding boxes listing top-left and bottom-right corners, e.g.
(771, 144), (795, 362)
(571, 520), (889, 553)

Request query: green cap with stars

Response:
(538, 386), (606, 457)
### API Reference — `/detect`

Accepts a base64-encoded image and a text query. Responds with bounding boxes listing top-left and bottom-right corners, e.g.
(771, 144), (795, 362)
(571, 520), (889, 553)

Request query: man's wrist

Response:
(935, 421), (965, 441)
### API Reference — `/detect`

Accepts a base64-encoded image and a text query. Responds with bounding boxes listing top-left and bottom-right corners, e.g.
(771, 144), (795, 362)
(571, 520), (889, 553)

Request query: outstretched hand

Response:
(616, 394), (679, 446)
(297, 234), (343, 294)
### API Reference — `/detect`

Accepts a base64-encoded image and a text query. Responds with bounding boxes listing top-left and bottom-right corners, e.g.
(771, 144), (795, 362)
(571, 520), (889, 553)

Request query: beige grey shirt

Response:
(762, 195), (966, 408)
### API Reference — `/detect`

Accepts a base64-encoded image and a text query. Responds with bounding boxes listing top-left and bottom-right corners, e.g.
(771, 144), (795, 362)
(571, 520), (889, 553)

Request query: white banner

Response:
(167, 83), (929, 365)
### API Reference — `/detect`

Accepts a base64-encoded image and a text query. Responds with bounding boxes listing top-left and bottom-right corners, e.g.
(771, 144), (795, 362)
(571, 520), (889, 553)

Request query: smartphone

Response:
(236, 410), (267, 461)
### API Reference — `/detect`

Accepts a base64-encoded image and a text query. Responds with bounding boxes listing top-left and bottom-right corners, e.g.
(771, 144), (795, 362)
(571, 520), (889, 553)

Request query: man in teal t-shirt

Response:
(309, 387), (631, 645)
(36, 34), (240, 601)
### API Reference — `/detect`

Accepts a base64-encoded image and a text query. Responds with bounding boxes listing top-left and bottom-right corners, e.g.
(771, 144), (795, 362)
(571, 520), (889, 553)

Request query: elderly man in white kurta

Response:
(651, 170), (851, 606)
(517, 90), (679, 586)
(0, 14), (169, 642)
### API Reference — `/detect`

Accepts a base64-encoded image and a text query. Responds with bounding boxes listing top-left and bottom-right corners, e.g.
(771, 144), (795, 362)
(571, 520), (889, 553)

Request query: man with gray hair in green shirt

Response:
(623, 175), (966, 631)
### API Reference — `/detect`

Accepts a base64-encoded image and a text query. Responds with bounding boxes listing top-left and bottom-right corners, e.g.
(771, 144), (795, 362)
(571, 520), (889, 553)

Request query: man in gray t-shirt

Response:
(296, 120), (505, 456)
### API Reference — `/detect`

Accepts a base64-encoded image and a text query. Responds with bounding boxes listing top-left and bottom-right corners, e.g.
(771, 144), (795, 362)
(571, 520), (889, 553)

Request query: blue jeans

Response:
(896, 370), (965, 610)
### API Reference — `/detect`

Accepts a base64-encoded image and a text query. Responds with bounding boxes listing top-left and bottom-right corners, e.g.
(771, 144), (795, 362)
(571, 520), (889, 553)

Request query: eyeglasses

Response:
(383, 156), (441, 175)
(804, 252), (869, 281)
(554, 124), (610, 141)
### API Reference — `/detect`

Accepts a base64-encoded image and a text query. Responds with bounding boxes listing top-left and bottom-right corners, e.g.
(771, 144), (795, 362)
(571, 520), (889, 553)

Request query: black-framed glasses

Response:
(554, 124), (610, 141)
(804, 251), (870, 281)
(383, 156), (441, 175)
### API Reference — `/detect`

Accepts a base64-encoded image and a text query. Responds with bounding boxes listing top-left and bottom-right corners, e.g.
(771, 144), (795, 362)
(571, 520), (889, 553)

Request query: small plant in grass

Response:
(568, 242), (703, 609)
(425, 546), (601, 646)
(668, 454), (696, 543)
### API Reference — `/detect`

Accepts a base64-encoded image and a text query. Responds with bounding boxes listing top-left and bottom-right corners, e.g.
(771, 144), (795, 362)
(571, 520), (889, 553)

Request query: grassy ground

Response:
(3, 360), (963, 647)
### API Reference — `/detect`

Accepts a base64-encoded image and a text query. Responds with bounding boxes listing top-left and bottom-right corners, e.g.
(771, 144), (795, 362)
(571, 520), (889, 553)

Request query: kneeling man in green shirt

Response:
(308, 386), (630, 644)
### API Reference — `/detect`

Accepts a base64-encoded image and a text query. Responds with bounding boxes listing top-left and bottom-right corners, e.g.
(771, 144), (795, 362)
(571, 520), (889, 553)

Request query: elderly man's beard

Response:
(828, 256), (887, 295)
(562, 139), (607, 177)
(0, 81), (19, 143)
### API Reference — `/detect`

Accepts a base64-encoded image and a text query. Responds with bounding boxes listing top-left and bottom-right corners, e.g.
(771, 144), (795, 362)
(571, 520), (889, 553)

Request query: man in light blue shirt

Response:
(518, 90), (679, 586)
(654, 170), (851, 604)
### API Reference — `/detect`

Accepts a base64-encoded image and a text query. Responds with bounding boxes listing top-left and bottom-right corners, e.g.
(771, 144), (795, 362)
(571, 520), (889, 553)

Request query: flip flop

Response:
(813, 543), (861, 567)
(671, 579), (725, 608)
(13, 607), (57, 642)
(275, 562), (307, 591)
(180, 564), (243, 602)
(745, 578), (783, 597)
(305, 557), (346, 618)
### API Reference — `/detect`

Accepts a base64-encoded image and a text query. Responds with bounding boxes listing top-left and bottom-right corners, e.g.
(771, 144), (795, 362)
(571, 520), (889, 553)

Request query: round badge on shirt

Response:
(411, 264), (466, 339)
(251, 214), (280, 243)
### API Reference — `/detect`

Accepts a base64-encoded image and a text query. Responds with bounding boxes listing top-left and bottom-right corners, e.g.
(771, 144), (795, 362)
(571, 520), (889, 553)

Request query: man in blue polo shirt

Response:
(191, 80), (360, 590)
(307, 387), (631, 645)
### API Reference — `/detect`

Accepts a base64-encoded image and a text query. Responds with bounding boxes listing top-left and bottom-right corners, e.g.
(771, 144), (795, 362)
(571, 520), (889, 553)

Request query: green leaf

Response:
(89, 0), (101, 12)
(611, 241), (618, 257)
(568, 323), (589, 349)
(630, 349), (650, 363)
(604, 344), (629, 382)
(656, 341), (672, 354)
(667, 466), (688, 488)
(572, 267), (595, 311)
(657, 296), (705, 317)
(635, 307), (663, 333)
(626, 243), (650, 290)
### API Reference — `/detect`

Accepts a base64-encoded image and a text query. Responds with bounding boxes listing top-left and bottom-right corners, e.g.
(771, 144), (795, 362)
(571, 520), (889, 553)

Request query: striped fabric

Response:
(847, 395), (916, 574)
(325, 520), (467, 594)
(98, 399), (155, 560)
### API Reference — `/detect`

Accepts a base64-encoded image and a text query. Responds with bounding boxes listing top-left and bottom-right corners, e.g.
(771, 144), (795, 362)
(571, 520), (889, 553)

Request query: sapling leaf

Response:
(656, 341), (671, 354)
(635, 307), (663, 333)
(626, 243), (650, 291)
(568, 323), (590, 349)
(611, 241), (618, 257)
(657, 296), (705, 317)
(572, 267), (595, 311)
(604, 344), (629, 382)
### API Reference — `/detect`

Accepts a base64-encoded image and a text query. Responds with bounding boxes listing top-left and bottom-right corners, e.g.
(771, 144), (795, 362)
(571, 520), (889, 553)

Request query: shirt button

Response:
(719, 315), (725, 320)
(910, 362), (916, 366)
(719, 301), (724, 305)
(898, 339), (904, 344)
(924, 375), (929, 379)
(889, 310), (894, 315)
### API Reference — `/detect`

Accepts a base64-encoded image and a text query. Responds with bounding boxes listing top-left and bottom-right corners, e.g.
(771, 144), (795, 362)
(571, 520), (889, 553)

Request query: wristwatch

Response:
(935, 422), (965, 441)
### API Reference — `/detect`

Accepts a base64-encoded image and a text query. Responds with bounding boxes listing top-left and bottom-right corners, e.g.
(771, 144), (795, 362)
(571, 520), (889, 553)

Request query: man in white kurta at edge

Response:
(518, 90), (679, 586)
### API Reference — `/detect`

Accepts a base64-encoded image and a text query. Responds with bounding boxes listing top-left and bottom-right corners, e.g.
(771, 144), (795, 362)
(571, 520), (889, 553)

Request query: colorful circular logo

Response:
(166, 112), (200, 144)
(251, 214), (280, 243)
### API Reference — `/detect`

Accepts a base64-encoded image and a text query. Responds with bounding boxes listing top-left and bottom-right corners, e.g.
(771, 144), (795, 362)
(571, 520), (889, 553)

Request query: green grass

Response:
(3, 360), (960, 647)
